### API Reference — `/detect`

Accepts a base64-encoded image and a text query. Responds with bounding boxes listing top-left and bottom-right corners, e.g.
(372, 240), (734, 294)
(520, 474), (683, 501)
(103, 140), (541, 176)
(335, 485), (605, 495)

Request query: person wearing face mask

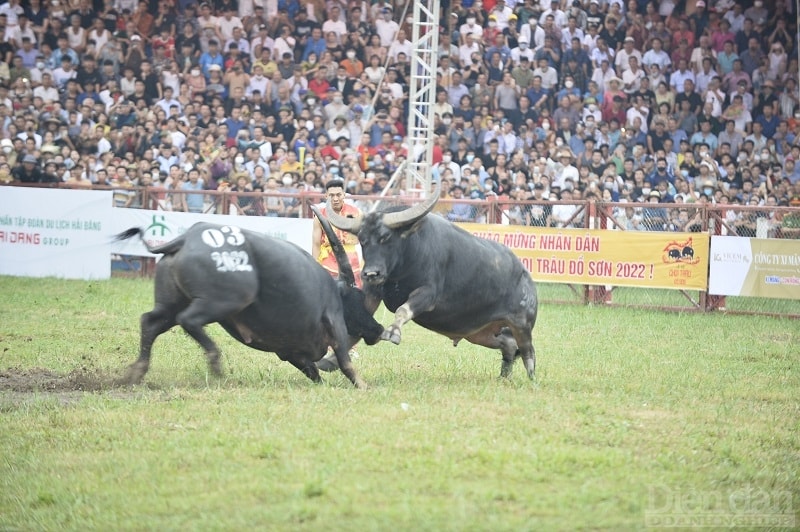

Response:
(510, 37), (534, 66)
(581, 96), (602, 123)
(459, 14), (484, 45)
(340, 48), (363, 78)
(743, 0), (768, 27)
(647, 157), (676, 187)
(556, 76), (581, 103)
(331, 65), (356, 101)
(484, 14), (503, 45)
(26, 54), (48, 85)
(323, 90), (349, 129)
(435, 149), (462, 184)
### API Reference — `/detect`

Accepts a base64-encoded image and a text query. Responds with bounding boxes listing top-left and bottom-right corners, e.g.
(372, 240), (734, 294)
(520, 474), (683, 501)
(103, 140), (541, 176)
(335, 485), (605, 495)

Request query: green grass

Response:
(0, 276), (798, 530)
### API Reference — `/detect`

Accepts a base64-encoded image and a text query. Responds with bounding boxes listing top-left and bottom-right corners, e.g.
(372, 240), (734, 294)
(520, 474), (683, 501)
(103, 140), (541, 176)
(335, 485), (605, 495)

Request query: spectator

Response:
(446, 184), (475, 221)
(0, 0), (796, 232)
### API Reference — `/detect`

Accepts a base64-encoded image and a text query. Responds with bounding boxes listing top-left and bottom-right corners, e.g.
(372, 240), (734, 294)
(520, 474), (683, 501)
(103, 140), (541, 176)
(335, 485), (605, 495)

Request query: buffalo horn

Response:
(324, 201), (363, 233)
(311, 205), (356, 288)
(381, 179), (442, 228)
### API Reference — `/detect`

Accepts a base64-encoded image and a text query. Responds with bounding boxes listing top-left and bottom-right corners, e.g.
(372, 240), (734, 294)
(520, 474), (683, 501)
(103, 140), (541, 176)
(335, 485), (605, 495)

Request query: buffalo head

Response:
(325, 181), (441, 286)
(311, 205), (383, 344)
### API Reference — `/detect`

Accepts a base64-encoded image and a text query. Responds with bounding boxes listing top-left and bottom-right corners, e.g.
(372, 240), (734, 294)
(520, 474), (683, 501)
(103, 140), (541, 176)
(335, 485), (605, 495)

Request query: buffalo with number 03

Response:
(318, 180), (539, 379)
(114, 218), (383, 388)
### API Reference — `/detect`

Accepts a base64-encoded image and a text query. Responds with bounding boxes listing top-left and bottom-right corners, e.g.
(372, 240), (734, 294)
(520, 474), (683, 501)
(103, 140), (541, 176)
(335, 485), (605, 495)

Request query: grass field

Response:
(0, 276), (798, 530)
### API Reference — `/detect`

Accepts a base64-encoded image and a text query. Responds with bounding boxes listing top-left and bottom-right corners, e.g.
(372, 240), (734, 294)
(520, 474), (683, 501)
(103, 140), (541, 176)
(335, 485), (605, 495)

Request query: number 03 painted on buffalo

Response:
(201, 226), (246, 248)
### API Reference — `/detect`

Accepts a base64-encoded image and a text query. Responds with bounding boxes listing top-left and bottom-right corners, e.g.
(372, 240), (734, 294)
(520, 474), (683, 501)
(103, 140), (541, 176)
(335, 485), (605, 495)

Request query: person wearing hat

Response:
(374, 5), (399, 47)
(11, 154), (51, 183)
(615, 36), (642, 73)
(488, 0), (513, 31)
(642, 189), (669, 230)
(552, 149), (579, 189)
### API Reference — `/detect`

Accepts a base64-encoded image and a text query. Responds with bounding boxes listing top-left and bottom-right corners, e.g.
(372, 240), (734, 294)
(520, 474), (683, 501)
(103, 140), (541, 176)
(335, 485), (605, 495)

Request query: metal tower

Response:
(404, 0), (440, 197)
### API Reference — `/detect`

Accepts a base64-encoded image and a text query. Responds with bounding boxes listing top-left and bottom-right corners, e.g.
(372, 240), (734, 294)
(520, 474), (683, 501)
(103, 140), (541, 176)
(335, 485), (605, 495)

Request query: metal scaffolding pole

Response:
(404, 0), (440, 198)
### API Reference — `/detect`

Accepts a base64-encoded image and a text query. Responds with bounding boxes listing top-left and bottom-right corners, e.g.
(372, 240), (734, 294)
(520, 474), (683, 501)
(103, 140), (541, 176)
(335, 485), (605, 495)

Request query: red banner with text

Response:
(458, 224), (710, 290)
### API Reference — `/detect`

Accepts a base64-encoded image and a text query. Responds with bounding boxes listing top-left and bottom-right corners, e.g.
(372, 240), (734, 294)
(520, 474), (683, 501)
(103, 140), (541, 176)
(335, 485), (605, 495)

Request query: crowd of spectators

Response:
(1, 0), (799, 232)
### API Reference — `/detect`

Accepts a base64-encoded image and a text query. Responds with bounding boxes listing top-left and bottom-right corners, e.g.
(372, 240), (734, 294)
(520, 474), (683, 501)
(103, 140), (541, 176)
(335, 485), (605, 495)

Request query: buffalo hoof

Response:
(380, 328), (401, 344)
(207, 353), (223, 377)
(115, 362), (148, 386)
(209, 362), (223, 378)
(500, 359), (514, 379)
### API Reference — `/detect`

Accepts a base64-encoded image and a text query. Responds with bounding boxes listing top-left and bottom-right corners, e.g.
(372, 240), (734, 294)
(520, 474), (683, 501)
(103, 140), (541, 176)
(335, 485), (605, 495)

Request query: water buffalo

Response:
(320, 182), (538, 379)
(115, 217), (383, 388)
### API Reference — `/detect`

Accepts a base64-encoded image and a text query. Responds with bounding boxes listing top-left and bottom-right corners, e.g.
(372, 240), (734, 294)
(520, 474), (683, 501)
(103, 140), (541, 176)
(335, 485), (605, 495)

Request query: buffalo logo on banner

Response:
(662, 237), (700, 265)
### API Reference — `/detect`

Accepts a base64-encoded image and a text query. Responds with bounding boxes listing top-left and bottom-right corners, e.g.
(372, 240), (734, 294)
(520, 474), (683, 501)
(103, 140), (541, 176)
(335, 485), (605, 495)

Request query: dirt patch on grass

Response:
(0, 366), (113, 393)
(0, 366), (167, 409)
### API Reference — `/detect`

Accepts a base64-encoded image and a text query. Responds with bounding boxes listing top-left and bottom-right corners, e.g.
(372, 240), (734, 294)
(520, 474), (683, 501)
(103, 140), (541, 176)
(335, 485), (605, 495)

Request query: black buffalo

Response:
(320, 182), (538, 379)
(115, 217), (383, 388)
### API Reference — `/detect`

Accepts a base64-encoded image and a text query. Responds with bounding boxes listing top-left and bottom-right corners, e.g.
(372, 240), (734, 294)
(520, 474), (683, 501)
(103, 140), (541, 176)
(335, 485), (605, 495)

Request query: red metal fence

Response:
(13, 183), (800, 318)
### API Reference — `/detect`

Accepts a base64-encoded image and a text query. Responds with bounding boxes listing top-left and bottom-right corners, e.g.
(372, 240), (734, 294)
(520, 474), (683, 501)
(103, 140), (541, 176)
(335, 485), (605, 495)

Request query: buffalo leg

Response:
(333, 347), (366, 389)
(286, 358), (323, 384)
(381, 302), (420, 344)
(309, 349), (365, 388)
(381, 285), (438, 344)
(315, 333), (363, 373)
(498, 330), (520, 378)
(175, 300), (243, 377)
(316, 350), (339, 372)
(464, 326), (534, 379)
(508, 327), (536, 379)
(464, 327), (516, 377)
(497, 327), (536, 379)
(516, 335), (536, 380)
(121, 307), (177, 385)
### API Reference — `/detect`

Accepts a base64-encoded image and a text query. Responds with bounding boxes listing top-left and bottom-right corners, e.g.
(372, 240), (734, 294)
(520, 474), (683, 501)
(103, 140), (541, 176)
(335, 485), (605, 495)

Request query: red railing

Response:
(7, 183), (799, 316)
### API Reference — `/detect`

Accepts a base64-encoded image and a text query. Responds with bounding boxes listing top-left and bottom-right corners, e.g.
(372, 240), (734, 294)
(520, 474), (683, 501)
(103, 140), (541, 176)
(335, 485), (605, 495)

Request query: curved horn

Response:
(381, 179), (442, 229)
(311, 205), (356, 288)
(324, 200), (363, 234)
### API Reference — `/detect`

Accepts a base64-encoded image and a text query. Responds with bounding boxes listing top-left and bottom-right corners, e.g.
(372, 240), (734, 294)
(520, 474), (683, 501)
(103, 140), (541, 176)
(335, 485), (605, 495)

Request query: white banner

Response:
(0, 188), (113, 279)
(0, 188), (316, 280)
(109, 210), (313, 257)
(710, 236), (800, 299)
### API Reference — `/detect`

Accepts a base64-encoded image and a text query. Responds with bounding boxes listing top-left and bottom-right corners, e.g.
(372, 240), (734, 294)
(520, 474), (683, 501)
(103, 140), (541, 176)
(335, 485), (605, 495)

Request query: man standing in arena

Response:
(312, 178), (364, 288)
(313, 178), (367, 368)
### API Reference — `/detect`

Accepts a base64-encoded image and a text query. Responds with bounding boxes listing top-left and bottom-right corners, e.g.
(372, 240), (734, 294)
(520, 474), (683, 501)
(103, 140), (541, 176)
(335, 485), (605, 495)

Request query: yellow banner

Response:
(458, 224), (710, 290)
